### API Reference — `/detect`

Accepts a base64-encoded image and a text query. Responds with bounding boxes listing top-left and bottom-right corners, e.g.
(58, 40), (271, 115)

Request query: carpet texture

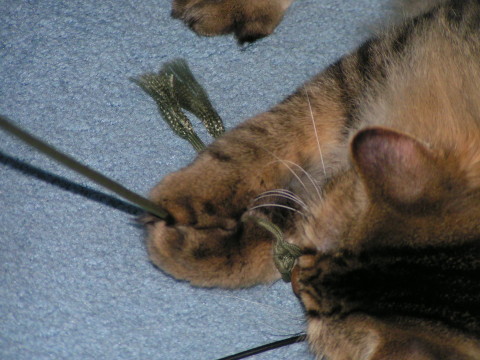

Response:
(1, 1), (391, 359)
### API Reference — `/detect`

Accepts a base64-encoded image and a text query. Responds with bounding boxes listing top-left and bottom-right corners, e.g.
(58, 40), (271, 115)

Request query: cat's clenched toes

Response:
(145, 164), (281, 288)
(171, 0), (293, 43)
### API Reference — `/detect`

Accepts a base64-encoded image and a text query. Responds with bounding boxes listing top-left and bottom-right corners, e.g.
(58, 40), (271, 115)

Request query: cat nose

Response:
(291, 264), (301, 298)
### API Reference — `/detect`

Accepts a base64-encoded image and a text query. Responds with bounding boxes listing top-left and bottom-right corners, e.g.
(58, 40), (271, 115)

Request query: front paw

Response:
(146, 214), (280, 288)
(145, 164), (280, 287)
(171, 0), (292, 43)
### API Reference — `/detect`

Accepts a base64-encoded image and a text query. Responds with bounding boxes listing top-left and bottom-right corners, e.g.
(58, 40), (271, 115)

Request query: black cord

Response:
(216, 334), (307, 360)
(0, 115), (168, 219)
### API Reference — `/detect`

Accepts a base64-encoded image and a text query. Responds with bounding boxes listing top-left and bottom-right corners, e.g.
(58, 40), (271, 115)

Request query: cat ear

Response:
(351, 127), (446, 207)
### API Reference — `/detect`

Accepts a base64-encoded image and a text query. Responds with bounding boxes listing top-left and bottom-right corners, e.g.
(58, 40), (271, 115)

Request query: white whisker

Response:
(256, 189), (307, 209)
(249, 203), (306, 217)
(305, 87), (327, 178)
(280, 159), (323, 202)
(264, 157), (311, 197)
(255, 189), (309, 211)
(256, 144), (322, 202)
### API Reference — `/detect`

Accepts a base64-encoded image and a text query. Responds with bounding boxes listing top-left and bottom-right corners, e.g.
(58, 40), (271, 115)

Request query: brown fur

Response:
(147, 0), (480, 358)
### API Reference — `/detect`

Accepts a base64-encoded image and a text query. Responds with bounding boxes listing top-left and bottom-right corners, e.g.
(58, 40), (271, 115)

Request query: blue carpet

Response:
(1, 1), (391, 359)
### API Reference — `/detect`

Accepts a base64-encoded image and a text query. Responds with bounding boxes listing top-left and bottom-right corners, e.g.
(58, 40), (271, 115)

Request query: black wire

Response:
(0, 115), (168, 219)
(215, 334), (307, 360)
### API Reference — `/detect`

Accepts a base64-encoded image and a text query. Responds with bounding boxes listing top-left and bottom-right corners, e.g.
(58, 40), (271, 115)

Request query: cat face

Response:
(292, 127), (480, 359)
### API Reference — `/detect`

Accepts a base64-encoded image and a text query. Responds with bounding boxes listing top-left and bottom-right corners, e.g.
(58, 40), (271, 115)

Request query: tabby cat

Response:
(146, 0), (480, 358)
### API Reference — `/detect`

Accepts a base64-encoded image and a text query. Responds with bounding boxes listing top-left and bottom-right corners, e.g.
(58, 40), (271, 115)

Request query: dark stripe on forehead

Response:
(356, 38), (376, 81)
(392, 21), (415, 55)
(391, 7), (435, 56)
(329, 59), (352, 110)
(446, 0), (469, 25)
(328, 59), (360, 137)
(458, 0), (480, 32)
(470, 8), (480, 30)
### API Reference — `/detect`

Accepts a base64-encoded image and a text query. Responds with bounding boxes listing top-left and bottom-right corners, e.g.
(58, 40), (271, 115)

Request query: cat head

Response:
(296, 126), (480, 252)
(292, 125), (480, 359)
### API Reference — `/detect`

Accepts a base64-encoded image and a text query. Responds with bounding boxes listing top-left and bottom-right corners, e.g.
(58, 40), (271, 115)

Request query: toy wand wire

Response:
(216, 334), (307, 360)
(0, 115), (168, 219)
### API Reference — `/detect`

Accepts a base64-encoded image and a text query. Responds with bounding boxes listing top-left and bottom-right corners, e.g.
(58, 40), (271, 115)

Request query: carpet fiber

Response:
(1, 1), (391, 359)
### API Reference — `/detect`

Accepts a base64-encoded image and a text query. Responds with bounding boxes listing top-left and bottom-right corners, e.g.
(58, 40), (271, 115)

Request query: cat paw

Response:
(145, 162), (280, 287)
(171, 0), (293, 43)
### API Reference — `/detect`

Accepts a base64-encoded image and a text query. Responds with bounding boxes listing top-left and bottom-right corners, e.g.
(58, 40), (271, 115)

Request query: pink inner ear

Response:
(351, 127), (440, 205)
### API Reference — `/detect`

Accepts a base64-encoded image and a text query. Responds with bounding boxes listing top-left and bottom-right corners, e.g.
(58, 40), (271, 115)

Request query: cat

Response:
(145, 0), (480, 359)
